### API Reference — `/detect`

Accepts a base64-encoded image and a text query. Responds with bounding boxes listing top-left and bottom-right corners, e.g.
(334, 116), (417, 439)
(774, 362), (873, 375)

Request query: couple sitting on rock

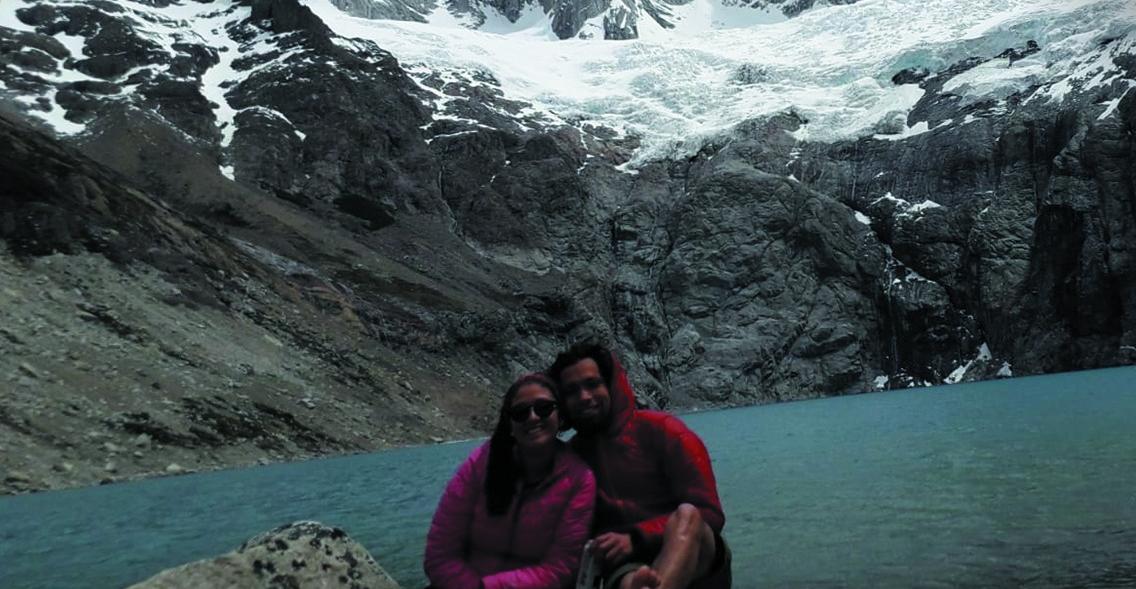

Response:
(424, 343), (731, 589)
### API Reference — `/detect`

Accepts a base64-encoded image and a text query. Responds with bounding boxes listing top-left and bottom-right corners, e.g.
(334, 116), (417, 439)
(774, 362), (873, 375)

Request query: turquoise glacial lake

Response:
(2, 367), (1135, 588)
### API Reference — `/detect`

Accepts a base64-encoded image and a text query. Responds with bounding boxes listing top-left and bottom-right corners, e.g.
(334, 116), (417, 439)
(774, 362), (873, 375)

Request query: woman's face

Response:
(508, 383), (560, 451)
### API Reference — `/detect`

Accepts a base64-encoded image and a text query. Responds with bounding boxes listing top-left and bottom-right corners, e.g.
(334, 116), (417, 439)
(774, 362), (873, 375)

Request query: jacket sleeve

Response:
(629, 416), (725, 551)
(424, 446), (487, 589)
(481, 468), (596, 589)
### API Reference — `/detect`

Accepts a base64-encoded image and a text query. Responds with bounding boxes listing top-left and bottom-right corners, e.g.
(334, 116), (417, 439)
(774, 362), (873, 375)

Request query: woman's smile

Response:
(510, 384), (559, 448)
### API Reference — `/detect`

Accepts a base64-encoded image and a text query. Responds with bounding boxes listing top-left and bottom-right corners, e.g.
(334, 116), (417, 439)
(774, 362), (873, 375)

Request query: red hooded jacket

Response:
(569, 353), (726, 577)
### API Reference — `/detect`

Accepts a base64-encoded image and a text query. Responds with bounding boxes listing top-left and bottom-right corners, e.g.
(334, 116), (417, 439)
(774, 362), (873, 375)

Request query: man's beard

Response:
(571, 413), (607, 434)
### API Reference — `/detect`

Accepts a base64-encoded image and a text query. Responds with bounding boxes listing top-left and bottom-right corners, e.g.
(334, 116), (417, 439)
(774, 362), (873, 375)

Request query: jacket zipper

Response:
(507, 452), (561, 559)
(508, 484), (529, 557)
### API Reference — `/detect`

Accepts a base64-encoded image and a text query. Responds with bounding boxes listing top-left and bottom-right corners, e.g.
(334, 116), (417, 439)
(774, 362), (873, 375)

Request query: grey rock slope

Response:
(1, 0), (1133, 492)
(0, 109), (513, 495)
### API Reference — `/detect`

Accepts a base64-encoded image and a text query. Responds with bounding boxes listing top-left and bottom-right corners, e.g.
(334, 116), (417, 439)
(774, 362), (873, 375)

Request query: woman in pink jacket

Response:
(424, 372), (596, 589)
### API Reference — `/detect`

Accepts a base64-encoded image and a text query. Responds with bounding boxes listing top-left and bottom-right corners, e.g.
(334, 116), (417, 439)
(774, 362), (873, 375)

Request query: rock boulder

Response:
(129, 521), (400, 589)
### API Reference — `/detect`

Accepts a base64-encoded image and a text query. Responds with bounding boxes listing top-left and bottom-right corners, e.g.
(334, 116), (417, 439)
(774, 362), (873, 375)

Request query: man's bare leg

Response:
(620, 504), (717, 589)
(621, 566), (661, 589)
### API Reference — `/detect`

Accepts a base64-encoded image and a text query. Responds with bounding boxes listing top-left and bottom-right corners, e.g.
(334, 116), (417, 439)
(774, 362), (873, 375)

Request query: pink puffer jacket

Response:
(424, 441), (596, 589)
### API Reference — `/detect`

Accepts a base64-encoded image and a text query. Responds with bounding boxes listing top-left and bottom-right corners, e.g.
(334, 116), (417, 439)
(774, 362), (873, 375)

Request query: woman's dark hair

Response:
(485, 372), (562, 516)
(546, 342), (614, 387)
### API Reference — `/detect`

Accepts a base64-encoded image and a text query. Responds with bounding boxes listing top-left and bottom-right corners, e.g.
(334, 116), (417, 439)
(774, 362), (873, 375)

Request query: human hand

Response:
(590, 532), (633, 566)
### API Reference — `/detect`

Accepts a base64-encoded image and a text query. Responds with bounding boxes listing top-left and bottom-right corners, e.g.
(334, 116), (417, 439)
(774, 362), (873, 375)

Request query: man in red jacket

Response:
(548, 343), (731, 589)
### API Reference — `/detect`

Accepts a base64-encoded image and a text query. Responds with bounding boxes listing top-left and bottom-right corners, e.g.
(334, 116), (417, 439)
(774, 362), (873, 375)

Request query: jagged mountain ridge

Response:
(330, 0), (852, 40)
(1, 0), (1135, 492)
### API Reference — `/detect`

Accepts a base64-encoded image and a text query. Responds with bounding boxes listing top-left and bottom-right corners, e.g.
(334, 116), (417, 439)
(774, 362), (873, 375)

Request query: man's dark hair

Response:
(546, 342), (614, 386)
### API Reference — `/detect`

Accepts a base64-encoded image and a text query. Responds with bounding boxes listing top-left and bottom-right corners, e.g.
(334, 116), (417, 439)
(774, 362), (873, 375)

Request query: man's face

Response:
(559, 358), (611, 431)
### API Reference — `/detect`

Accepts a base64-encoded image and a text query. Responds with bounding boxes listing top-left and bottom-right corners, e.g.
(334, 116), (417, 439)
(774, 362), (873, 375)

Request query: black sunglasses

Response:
(508, 400), (558, 423)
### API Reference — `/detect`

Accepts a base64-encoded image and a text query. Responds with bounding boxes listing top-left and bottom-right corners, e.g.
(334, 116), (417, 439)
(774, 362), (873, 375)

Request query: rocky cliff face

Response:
(787, 43), (1136, 384)
(1, 0), (1133, 492)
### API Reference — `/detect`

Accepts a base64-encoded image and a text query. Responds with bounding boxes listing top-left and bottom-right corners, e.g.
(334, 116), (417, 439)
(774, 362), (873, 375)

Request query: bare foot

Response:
(621, 566), (662, 589)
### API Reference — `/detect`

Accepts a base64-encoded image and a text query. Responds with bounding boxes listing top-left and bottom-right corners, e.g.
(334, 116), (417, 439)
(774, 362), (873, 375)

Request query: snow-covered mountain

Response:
(5, 0), (1133, 169)
(1, 0), (1135, 491)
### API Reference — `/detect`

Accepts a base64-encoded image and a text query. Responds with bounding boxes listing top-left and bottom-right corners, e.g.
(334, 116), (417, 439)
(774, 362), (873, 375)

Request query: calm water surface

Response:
(2, 367), (1135, 588)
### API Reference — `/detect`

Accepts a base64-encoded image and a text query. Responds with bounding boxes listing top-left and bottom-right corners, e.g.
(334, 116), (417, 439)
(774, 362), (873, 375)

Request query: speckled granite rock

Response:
(129, 521), (400, 589)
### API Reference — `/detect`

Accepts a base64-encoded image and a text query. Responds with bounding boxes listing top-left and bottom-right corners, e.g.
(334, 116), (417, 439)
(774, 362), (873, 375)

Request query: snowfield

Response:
(302, 0), (1136, 165)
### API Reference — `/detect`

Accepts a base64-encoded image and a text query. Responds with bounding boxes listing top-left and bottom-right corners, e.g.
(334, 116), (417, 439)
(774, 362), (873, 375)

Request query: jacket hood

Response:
(604, 352), (636, 436)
